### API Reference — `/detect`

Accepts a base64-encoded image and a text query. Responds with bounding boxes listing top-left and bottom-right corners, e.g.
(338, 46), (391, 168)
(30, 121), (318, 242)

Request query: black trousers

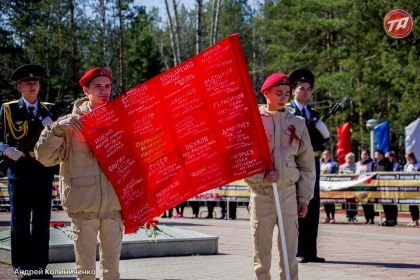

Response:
(345, 203), (357, 219)
(383, 204), (398, 221)
(175, 202), (187, 214)
(8, 158), (53, 270)
(409, 205), (419, 221)
(190, 201), (200, 217)
(324, 203), (335, 218)
(206, 201), (216, 218)
(363, 204), (375, 221)
(220, 201), (237, 219)
(297, 158), (320, 258)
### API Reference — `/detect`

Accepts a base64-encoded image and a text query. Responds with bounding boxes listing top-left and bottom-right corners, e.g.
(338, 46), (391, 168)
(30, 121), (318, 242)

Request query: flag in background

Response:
(405, 118), (420, 160)
(336, 122), (351, 165)
(374, 121), (391, 153)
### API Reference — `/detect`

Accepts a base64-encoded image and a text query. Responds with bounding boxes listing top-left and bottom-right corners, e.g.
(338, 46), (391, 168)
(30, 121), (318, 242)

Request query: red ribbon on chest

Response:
(288, 125), (300, 145)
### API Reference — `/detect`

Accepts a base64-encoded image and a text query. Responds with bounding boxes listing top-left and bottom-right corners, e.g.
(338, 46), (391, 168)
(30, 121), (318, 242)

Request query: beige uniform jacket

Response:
(35, 97), (121, 219)
(245, 105), (316, 204)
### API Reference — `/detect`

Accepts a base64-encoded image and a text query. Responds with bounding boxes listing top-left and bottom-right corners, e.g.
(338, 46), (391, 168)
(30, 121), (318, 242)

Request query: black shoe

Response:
(218, 215), (226, 219)
(296, 256), (306, 263)
(205, 215), (213, 219)
(382, 220), (396, 226)
(299, 256), (326, 263)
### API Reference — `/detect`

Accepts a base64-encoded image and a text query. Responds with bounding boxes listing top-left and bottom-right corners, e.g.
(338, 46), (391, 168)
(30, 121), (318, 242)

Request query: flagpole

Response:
(272, 182), (291, 280)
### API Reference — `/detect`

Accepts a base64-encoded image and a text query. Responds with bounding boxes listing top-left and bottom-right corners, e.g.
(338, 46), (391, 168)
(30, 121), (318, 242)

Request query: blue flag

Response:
(374, 121), (390, 153)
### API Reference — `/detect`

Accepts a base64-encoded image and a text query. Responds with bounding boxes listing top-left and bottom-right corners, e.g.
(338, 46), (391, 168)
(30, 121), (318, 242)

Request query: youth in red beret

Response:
(80, 67), (112, 109)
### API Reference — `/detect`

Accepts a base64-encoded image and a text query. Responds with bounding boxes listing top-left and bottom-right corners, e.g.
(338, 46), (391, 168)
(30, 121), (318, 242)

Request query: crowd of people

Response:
(1, 63), (418, 280)
(320, 149), (420, 227)
(160, 201), (239, 220)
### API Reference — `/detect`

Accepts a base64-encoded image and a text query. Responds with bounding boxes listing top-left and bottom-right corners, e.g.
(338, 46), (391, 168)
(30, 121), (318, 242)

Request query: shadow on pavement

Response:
(55, 278), (148, 280)
(0, 221), (10, 226)
(326, 260), (420, 269)
(160, 222), (207, 227)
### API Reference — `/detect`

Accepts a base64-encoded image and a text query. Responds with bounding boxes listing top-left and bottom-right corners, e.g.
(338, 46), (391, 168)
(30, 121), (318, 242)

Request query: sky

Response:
(135, 0), (261, 22)
(136, 0), (196, 14)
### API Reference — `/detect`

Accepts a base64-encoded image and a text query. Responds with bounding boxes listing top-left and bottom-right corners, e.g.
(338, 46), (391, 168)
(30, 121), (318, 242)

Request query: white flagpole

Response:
(272, 182), (291, 280)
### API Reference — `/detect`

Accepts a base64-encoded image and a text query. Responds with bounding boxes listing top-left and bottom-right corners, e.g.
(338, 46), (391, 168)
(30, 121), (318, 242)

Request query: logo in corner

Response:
(384, 9), (414, 39)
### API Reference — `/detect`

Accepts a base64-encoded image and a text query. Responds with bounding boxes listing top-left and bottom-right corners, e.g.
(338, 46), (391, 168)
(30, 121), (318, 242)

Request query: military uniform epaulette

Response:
(40, 102), (55, 110)
(3, 100), (19, 105)
(284, 106), (295, 114)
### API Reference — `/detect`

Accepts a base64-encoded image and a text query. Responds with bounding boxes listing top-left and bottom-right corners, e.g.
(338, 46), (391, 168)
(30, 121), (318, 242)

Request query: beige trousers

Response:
(250, 184), (299, 280)
(71, 216), (124, 280)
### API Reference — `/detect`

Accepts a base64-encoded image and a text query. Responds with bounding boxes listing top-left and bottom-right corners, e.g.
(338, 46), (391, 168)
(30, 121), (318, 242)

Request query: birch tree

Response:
(195, 0), (203, 54)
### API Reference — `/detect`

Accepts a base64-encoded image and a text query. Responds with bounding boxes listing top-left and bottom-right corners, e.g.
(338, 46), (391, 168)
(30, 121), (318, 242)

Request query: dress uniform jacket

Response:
(245, 105), (315, 280)
(290, 100), (327, 155)
(290, 100), (328, 260)
(0, 97), (55, 271)
(0, 98), (55, 163)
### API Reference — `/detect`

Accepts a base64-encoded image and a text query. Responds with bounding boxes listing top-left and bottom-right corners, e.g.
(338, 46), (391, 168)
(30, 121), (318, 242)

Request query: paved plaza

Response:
(0, 206), (419, 280)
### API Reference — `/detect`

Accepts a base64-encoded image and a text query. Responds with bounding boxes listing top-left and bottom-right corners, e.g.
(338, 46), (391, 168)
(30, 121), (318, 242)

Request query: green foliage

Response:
(0, 0), (418, 160)
(126, 6), (163, 88)
(0, 0), (164, 112)
(258, 0), (419, 159)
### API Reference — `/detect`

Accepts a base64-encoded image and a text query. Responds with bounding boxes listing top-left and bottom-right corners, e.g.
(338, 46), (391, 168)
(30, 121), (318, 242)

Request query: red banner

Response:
(336, 122), (351, 165)
(80, 34), (272, 233)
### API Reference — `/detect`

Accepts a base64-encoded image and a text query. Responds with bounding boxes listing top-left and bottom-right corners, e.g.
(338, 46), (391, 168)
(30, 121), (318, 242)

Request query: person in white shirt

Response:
(404, 152), (420, 227)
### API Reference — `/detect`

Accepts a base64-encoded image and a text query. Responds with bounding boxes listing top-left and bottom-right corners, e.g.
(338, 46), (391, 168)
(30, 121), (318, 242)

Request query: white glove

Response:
(315, 120), (330, 139)
(3, 147), (24, 161)
(42, 116), (53, 127)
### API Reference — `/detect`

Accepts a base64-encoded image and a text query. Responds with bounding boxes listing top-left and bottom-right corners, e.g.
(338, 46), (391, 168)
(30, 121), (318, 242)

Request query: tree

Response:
(195, 0), (204, 54)
(126, 6), (163, 88)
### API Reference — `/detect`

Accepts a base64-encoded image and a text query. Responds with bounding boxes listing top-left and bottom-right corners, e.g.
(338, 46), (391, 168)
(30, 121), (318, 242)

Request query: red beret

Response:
(261, 73), (289, 93)
(79, 67), (112, 87)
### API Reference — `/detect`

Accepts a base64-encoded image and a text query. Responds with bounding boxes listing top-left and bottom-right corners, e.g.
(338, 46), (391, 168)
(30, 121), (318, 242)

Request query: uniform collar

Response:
(260, 105), (295, 120)
(260, 105), (285, 116)
(22, 97), (39, 112)
(293, 100), (307, 112)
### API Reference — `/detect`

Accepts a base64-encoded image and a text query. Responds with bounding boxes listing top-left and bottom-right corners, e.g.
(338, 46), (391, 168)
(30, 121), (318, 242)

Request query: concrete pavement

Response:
(0, 206), (419, 280)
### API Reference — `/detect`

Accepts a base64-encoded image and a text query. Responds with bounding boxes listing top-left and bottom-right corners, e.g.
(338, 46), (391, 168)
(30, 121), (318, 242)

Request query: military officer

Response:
(246, 73), (315, 280)
(289, 69), (330, 263)
(0, 64), (55, 279)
